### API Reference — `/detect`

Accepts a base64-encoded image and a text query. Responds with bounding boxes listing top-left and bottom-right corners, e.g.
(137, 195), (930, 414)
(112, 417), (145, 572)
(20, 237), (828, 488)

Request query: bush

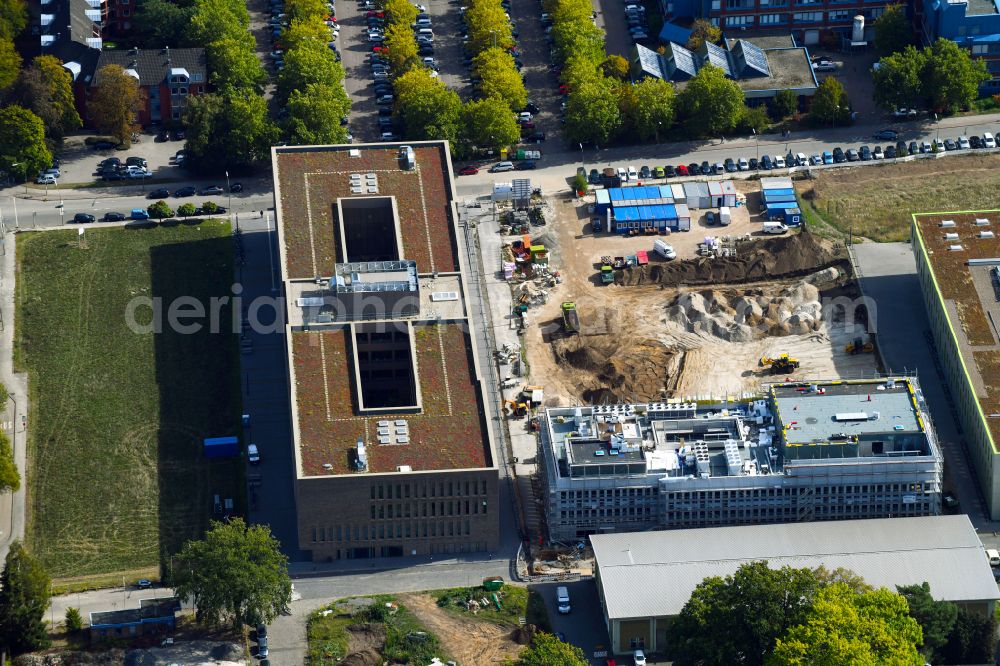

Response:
(572, 173), (588, 193)
(65, 607), (83, 632)
(177, 203), (197, 217)
(147, 200), (174, 219)
(201, 201), (219, 214)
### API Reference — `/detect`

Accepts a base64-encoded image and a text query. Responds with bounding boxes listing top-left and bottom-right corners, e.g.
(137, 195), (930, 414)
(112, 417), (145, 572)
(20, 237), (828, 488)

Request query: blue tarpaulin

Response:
(763, 188), (796, 198)
(204, 436), (239, 459)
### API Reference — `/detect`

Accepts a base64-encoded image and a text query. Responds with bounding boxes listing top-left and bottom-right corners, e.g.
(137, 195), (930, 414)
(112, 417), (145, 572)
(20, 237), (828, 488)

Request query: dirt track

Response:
(398, 594), (526, 665)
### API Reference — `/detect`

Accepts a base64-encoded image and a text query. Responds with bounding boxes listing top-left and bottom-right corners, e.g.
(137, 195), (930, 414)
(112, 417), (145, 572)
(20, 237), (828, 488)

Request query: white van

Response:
(718, 206), (732, 226)
(985, 132), (996, 149)
(556, 586), (571, 613)
(763, 221), (789, 235)
(987, 548), (1000, 567)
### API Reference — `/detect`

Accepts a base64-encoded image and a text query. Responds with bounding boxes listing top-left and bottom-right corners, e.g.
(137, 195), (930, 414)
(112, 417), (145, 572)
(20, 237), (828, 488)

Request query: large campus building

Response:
(540, 378), (943, 541)
(591, 515), (999, 655)
(272, 141), (500, 560)
(913, 211), (1000, 520)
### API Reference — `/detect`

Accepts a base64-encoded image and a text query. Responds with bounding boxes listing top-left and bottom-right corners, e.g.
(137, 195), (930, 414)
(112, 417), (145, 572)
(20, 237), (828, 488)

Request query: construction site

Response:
(494, 182), (880, 410)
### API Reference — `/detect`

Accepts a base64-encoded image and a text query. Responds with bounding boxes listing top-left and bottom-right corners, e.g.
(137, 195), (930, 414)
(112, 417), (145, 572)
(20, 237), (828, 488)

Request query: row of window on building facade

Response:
(311, 519), (474, 542)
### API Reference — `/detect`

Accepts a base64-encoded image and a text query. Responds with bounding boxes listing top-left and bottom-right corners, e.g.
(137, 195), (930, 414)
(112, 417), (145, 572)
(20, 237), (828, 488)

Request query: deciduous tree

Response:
(737, 104), (770, 133)
(666, 562), (828, 666)
(923, 37), (989, 113)
(619, 78), (675, 142)
(0, 0), (27, 39)
(0, 431), (19, 494)
(772, 89), (798, 119)
(190, 0), (250, 45)
(564, 76), (621, 145)
(13, 56), (82, 141)
(384, 22), (419, 74)
(600, 55), (630, 80)
(0, 38), (20, 90)
(517, 633), (588, 666)
(896, 582), (956, 662)
(809, 76), (851, 126)
(551, 18), (605, 66)
(135, 0), (195, 48)
(286, 82), (351, 145)
(686, 18), (721, 50)
(184, 88), (278, 172)
(147, 200), (174, 219)
(276, 39), (344, 102)
(940, 605), (996, 665)
(279, 19), (331, 50)
(874, 3), (914, 56)
(677, 64), (744, 137)
(464, 1), (513, 54)
(769, 584), (924, 666)
(172, 518), (291, 629)
(872, 45), (926, 112)
(208, 38), (268, 91)
(90, 64), (141, 147)
(459, 96), (521, 152)
(177, 202), (197, 217)
(0, 105), (52, 181)
(0, 542), (51, 655)
(394, 68), (461, 142)
(473, 47), (527, 111)
(383, 0), (418, 25)
(285, 0), (327, 22)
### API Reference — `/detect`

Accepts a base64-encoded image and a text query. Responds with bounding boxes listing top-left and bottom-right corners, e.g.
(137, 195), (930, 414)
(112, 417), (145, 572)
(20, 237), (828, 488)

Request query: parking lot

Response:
(534, 579), (619, 665)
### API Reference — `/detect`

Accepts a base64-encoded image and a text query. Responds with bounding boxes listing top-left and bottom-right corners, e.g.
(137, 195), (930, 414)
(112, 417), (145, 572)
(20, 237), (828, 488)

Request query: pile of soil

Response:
(343, 623), (386, 665)
(620, 231), (847, 287)
(551, 335), (681, 403)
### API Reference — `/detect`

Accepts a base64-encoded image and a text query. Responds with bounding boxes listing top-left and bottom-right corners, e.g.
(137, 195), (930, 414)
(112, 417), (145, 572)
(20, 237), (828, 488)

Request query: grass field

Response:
(15, 222), (242, 582)
(434, 585), (529, 628)
(797, 153), (1000, 242)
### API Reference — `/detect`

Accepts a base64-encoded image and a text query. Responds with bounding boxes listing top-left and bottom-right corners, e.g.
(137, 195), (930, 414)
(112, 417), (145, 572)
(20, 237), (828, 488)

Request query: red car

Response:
(520, 121), (536, 130)
(676, 164), (689, 176)
(558, 84), (569, 94)
(366, 10), (384, 17)
(458, 165), (479, 175)
(371, 45), (387, 53)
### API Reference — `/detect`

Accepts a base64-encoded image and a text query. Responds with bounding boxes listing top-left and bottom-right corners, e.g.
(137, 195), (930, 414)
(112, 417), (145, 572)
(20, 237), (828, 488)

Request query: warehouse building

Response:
(913, 211), (1000, 520)
(591, 515), (999, 655)
(272, 141), (500, 560)
(539, 378), (942, 541)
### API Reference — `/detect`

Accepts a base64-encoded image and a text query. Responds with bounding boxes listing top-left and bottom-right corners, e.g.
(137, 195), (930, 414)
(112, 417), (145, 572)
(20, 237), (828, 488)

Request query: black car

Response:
(230, 182), (244, 193)
(724, 158), (736, 172)
(517, 160), (537, 170)
(944, 138), (957, 151)
(971, 135), (983, 149)
(687, 162), (699, 175)
(102, 212), (126, 221)
(172, 130), (186, 140)
(149, 188), (170, 199)
(126, 156), (147, 168)
(174, 186), (197, 197)
(378, 107), (393, 116)
(884, 145), (896, 159)
(908, 141), (919, 155)
(896, 140), (908, 156)
(524, 102), (540, 114)
(73, 213), (96, 223)
(700, 161), (711, 175)
(201, 185), (225, 195)
(832, 147), (846, 163)
(748, 157), (759, 170)
(418, 44), (434, 55)
(155, 130), (169, 142)
(859, 145), (871, 160)
(639, 165), (651, 179)
(101, 170), (123, 181)
(760, 155), (773, 169)
(525, 132), (546, 143)
(664, 165), (676, 178)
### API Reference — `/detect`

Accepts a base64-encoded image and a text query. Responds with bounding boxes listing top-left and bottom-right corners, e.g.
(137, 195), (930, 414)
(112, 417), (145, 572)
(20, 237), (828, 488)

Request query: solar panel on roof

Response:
(667, 42), (698, 79)
(700, 42), (732, 77)
(636, 44), (665, 78)
(736, 40), (770, 78)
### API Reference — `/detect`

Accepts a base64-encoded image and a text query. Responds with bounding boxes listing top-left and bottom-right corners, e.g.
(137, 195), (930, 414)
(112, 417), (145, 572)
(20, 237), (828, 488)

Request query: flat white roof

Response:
(592, 515), (999, 620)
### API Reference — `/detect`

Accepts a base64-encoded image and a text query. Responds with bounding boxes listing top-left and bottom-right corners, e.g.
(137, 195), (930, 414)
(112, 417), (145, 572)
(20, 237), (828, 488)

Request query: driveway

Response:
(341, 0), (381, 142)
(594, 0), (632, 60)
(535, 579), (612, 665)
(47, 132), (187, 187)
(426, 0), (472, 99)
(851, 242), (994, 526)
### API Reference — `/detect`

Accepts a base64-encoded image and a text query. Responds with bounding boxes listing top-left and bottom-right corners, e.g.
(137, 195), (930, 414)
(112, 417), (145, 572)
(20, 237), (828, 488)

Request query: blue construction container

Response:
(204, 436), (239, 459)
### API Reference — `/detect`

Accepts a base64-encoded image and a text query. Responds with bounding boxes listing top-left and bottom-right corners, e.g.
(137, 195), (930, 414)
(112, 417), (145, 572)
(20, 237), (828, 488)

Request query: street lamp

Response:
(752, 128), (759, 162)
(225, 171), (237, 232)
(489, 29), (498, 48)
(579, 142), (586, 175)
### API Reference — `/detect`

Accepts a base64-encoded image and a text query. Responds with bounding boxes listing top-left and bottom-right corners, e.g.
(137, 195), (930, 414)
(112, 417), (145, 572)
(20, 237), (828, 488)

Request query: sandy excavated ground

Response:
(398, 594), (526, 666)
(519, 193), (878, 406)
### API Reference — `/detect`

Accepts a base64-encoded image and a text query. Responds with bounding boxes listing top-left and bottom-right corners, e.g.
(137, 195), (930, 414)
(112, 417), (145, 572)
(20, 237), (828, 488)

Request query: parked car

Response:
(174, 186), (197, 197)
(36, 174), (57, 184)
(149, 188), (170, 199)
(958, 135), (971, 150)
(699, 161), (711, 175)
(627, 165), (639, 180)
(892, 107), (918, 119)
(812, 60), (837, 72)
(633, 650), (647, 666)
(639, 165), (651, 179)
(970, 135), (983, 149)
(748, 157), (759, 170)
(676, 164), (689, 176)
(686, 162), (699, 175)
(859, 145), (872, 160)
(809, 154), (822, 165)
(661, 165), (674, 178)
(872, 145), (884, 159)
(103, 211), (126, 221)
(944, 138), (957, 151)
(822, 151), (833, 164)
(773, 155), (786, 168)
(934, 138), (946, 151)
(724, 158), (736, 172)
(896, 140), (908, 156)
(907, 141), (919, 155)
(653, 166), (665, 178)
(490, 161), (515, 172)
(588, 169), (601, 184)
(72, 213), (95, 223)
(760, 155), (773, 169)
(886, 145), (898, 158)
(737, 157), (749, 171)
(518, 160), (537, 170)
(873, 129), (898, 141)
(230, 182), (244, 193)
(846, 148), (859, 161)
(131, 209), (150, 220)
(458, 165), (479, 175)
(137, 579), (153, 589)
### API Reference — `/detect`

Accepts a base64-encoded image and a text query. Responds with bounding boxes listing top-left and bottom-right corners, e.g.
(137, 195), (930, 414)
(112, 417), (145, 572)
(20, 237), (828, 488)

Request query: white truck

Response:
(653, 238), (676, 260)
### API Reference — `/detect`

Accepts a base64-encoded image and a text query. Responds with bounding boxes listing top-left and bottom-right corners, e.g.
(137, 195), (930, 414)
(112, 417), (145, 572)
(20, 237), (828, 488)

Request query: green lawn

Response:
(433, 584), (529, 628)
(15, 222), (242, 582)
(308, 596), (448, 665)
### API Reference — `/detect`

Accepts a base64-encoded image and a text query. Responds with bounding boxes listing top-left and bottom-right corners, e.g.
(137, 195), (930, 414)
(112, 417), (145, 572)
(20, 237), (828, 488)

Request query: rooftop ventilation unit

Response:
(980, 231), (995, 239)
(944, 232), (959, 241)
(949, 244), (964, 251)
(976, 218), (991, 226)
(355, 438), (368, 471)
(940, 220), (956, 228)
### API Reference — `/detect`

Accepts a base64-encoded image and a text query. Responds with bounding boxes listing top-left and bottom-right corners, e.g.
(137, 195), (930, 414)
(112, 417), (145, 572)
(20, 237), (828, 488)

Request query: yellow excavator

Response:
(503, 399), (528, 418)
(845, 337), (875, 354)
(759, 353), (801, 374)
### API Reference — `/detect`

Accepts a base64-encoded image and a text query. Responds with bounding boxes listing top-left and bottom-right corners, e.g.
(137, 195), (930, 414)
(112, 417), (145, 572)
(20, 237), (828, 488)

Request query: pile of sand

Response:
(666, 280), (823, 342)
(550, 335), (681, 403)
(620, 231), (846, 287)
